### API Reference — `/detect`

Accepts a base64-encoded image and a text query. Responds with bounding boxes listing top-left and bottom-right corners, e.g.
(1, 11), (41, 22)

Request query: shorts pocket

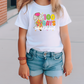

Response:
(26, 53), (34, 61)
(53, 52), (63, 60)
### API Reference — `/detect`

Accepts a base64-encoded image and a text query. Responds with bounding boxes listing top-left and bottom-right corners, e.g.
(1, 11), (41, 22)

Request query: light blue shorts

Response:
(26, 48), (64, 78)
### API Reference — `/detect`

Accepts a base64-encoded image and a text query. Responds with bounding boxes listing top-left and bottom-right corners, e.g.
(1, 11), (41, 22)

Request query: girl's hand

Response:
(19, 63), (30, 80)
(63, 60), (73, 77)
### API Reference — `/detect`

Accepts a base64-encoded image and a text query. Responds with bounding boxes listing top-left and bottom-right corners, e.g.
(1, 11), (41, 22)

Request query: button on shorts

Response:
(26, 48), (64, 78)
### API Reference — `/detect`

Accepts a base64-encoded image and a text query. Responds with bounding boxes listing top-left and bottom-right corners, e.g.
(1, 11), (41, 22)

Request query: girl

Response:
(15, 0), (73, 84)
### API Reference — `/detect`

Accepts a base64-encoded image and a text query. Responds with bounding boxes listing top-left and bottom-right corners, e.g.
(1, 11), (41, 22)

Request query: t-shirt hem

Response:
(59, 20), (72, 27)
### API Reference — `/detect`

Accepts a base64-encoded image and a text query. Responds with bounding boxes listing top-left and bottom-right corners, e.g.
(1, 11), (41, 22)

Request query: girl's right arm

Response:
(18, 27), (30, 80)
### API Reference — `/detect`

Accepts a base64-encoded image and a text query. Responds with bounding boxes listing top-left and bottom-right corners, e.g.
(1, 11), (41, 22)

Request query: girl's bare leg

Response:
(46, 75), (62, 84)
(29, 73), (43, 84)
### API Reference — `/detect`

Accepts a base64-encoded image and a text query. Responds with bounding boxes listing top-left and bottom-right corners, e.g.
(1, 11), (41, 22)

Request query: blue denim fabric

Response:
(26, 48), (64, 79)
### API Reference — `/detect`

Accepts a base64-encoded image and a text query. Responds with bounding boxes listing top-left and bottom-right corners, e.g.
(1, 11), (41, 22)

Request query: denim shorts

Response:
(26, 48), (64, 79)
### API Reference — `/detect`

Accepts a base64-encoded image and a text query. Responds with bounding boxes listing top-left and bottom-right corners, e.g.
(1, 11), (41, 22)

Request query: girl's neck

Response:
(34, 0), (50, 6)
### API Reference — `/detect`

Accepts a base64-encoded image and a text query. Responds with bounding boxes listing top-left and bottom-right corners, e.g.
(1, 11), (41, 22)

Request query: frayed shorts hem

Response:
(29, 70), (43, 77)
(29, 69), (64, 79)
(44, 70), (64, 79)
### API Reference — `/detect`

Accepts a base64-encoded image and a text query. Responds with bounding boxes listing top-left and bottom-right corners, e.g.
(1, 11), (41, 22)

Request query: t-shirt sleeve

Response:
(59, 5), (72, 27)
(14, 5), (29, 30)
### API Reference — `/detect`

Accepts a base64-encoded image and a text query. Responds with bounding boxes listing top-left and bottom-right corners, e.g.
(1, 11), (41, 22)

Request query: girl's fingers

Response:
(21, 75), (24, 78)
(27, 69), (30, 76)
(68, 70), (71, 75)
(65, 72), (68, 76)
(65, 71), (71, 76)
(18, 72), (20, 75)
(25, 74), (28, 80)
(68, 72), (70, 75)
(21, 74), (27, 79)
(27, 72), (30, 76)
(18, 69), (20, 75)
(63, 69), (66, 73)
(23, 75), (25, 78)
(63, 68), (72, 76)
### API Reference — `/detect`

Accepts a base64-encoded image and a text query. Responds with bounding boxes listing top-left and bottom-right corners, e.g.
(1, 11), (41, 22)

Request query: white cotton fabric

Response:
(15, 1), (72, 53)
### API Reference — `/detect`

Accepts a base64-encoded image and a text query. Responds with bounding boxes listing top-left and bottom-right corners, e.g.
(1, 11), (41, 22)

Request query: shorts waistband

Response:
(29, 48), (63, 57)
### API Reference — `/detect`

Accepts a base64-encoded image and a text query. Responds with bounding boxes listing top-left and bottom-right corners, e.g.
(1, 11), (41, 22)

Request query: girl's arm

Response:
(60, 25), (72, 61)
(60, 25), (73, 76)
(18, 27), (27, 64)
(18, 27), (29, 80)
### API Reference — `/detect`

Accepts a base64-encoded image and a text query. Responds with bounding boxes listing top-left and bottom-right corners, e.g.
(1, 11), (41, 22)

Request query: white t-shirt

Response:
(15, 1), (72, 53)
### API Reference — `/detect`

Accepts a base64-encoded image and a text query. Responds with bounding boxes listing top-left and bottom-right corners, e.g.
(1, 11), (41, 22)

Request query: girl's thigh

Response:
(45, 75), (62, 84)
(29, 73), (44, 84)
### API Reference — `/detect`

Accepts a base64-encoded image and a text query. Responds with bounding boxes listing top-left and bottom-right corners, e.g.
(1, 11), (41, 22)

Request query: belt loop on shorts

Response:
(50, 52), (54, 57)
(50, 52), (51, 57)
(30, 48), (35, 56)
(33, 48), (37, 56)
(43, 52), (47, 59)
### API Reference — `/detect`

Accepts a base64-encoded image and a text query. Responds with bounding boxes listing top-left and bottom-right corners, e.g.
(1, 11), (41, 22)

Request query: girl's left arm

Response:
(60, 25), (73, 76)
(60, 25), (71, 61)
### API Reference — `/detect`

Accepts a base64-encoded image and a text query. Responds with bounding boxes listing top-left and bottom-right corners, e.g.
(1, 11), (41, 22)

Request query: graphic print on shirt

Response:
(33, 12), (56, 31)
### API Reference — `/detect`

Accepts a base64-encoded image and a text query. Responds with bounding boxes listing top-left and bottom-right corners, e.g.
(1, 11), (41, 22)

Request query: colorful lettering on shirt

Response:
(43, 14), (46, 20)
(43, 14), (55, 20)
(43, 20), (46, 26)
(52, 21), (56, 26)
(33, 12), (56, 31)
(51, 14), (55, 20)
(46, 21), (49, 26)
(49, 21), (52, 26)
(42, 20), (55, 26)
(46, 14), (51, 20)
